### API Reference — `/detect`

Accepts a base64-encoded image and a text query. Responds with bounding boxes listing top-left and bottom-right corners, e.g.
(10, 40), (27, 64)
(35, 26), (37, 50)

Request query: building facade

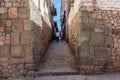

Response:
(61, 0), (120, 74)
(0, 0), (56, 79)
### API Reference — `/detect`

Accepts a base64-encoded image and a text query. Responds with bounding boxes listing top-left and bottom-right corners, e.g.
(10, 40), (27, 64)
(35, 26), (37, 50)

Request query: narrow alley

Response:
(36, 41), (78, 76)
(1, 0), (120, 80)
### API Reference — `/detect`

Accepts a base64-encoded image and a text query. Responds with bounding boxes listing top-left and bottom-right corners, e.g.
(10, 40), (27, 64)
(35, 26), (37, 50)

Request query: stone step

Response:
(35, 72), (79, 77)
(34, 74), (120, 80)
(34, 75), (86, 80)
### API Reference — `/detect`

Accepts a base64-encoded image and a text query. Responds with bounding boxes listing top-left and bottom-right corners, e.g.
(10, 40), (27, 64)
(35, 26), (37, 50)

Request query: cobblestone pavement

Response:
(37, 41), (78, 74)
(34, 74), (120, 80)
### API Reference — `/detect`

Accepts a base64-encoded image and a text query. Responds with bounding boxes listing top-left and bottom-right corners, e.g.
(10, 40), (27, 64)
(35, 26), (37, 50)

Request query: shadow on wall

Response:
(31, 17), (52, 71)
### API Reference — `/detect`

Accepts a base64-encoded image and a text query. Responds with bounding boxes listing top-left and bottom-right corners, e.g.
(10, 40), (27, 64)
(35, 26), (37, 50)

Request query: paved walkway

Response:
(34, 74), (120, 80)
(37, 41), (78, 74)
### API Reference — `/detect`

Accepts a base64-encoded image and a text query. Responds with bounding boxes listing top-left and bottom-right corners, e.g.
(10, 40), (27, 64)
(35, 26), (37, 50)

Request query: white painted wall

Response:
(96, 0), (120, 11)
(30, 0), (51, 27)
(68, 0), (120, 25)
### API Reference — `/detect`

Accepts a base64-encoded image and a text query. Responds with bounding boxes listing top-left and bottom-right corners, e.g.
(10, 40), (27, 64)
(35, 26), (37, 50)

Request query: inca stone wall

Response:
(68, 0), (120, 74)
(0, 0), (52, 79)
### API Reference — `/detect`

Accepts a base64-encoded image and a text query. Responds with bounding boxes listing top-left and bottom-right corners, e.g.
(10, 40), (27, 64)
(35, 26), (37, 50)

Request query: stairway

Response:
(35, 41), (78, 77)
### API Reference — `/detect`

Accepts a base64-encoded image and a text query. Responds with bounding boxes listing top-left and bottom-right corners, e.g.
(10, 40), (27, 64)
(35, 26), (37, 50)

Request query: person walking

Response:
(56, 31), (60, 42)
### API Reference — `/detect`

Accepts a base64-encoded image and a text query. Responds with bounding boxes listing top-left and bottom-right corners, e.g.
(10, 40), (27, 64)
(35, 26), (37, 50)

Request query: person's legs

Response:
(56, 37), (59, 42)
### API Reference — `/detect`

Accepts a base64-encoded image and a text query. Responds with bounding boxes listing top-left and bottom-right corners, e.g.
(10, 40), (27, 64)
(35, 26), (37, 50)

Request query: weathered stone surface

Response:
(25, 64), (34, 70)
(1, 57), (8, 62)
(78, 32), (90, 44)
(0, 8), (7, 14)
(12, 19), (23, 32)
(8, 7), (18, 18)
(21, 31), (34, 44)
(8, 59), (21, 65)
(11, 46), (24, 58)
(87, 7), (94, 11)
(18, 8), (29, 18)
(95, 25), (104, 33)
(24, 45), (33, 56)
(89, 33), (104, 47)
(80, 24), (95, 32)
(105, 37), (114, 48)
(79, 45), (91, 65)
(11, 32), (20, 46)
(0, 14), (7, 19)
(5, 2), (12, 7)
(24, 19), (31, 30)
(24, 56), (34, 63)
(104, 26), (112, 36)
(0, 46), (10, 57)
(94, 47), (110, 58)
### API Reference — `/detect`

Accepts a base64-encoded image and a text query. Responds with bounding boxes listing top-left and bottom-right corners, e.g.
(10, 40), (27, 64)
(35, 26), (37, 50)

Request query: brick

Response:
(8, 7), (18, 18)
(21, 31), (34, 44)
(11, 46), (24, 58)
(0, 8), (7, 14)
(12, 19), (23, 32)
(18, 8), (30, 18)
(11, 32), (20, 46)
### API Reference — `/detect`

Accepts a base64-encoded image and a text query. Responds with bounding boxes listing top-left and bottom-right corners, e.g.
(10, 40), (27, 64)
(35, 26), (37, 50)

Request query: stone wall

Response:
(30, 0), (52, 70)
(68, 0), (120, 74)
(0, 0), (35, 79)
(0, 0), (52, 79)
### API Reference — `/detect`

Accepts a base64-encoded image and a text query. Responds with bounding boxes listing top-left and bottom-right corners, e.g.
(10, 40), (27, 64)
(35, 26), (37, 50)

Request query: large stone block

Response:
(105, 37), (114, 48)
(89, 32), (104, 47)
(18, 8), (30, 18)
(94, 47), (110, 58)
(0, 46), (10, 57)
(0, 14), (7, 19)
(78, 31), (90, 44)
(24, 45), (33, 56)
(11, 46), (24, 58)
(12, 19), (23, 32)
(8, 7), (18, 18)
(95, 25), (104, 33)
(21, 31), (34, 44)
(78, 45), (92, 65)
(11, 32), (20, 46)
(104, 26), (112, 36)
(80, 24), (95, 32)
(81, 11), (90, 17)
(24, 19), (31, 30)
